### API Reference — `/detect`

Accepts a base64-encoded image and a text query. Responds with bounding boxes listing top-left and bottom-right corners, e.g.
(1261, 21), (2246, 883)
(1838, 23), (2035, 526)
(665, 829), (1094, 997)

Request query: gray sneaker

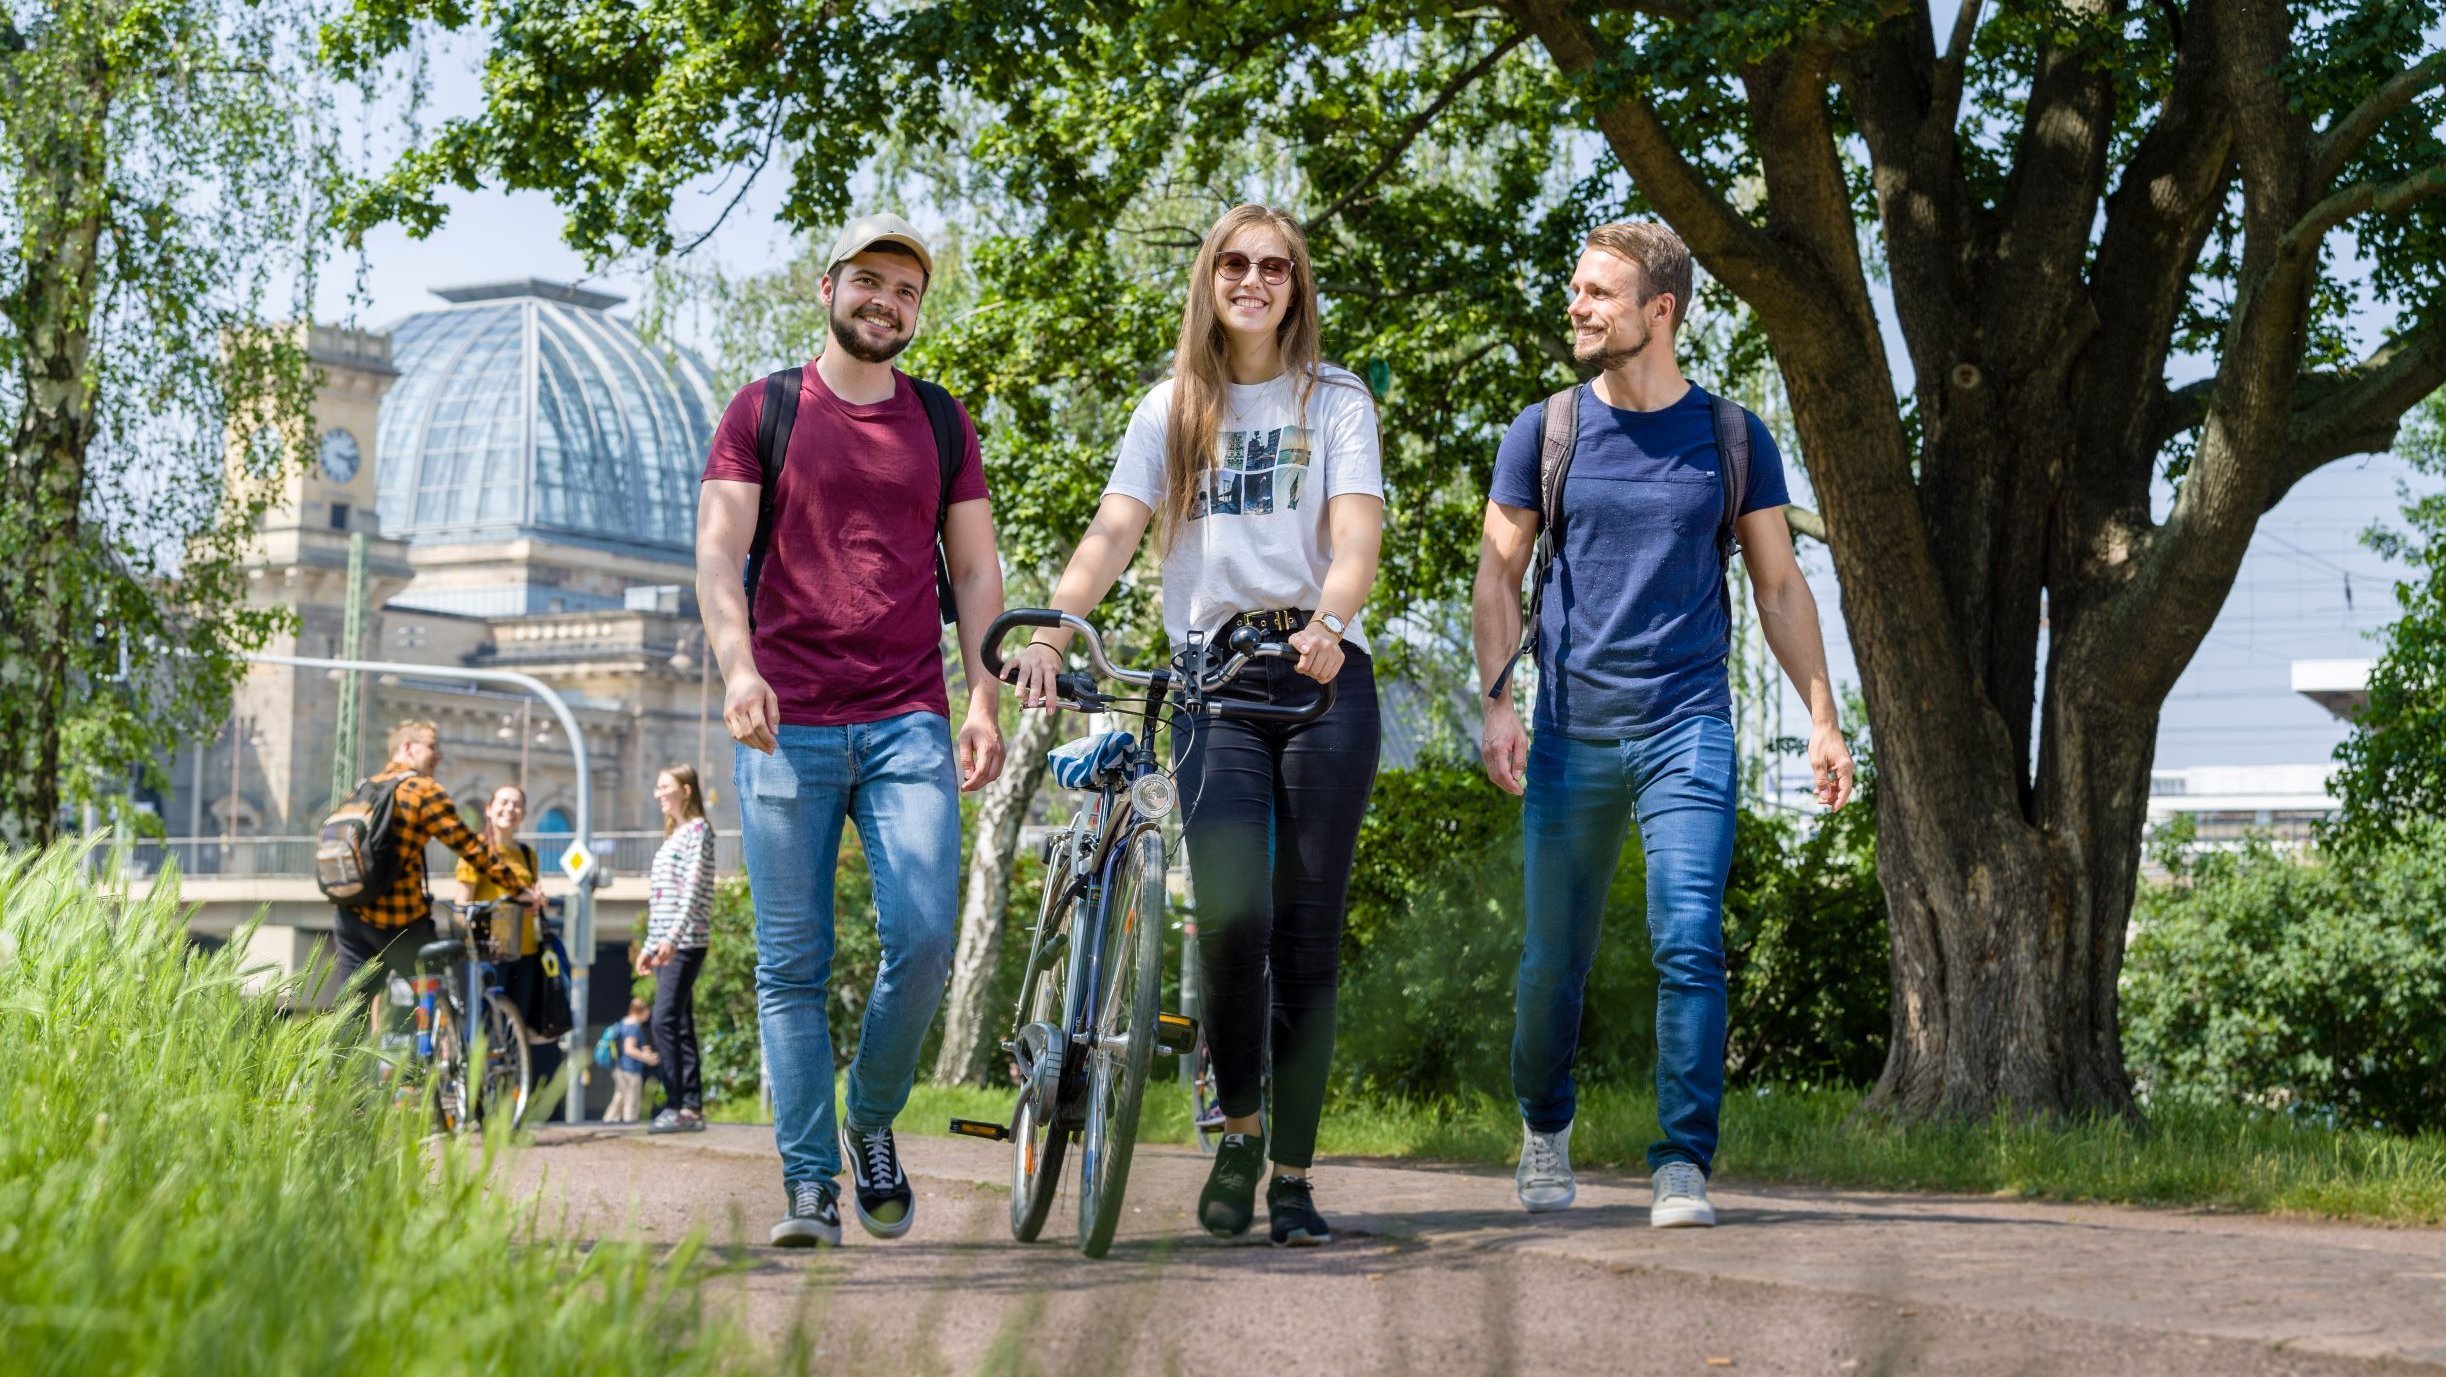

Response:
(771, 1178), (842, 1248)
(1649, 1160), (1716, 1228)
(1516, 1122), (1577, 1212)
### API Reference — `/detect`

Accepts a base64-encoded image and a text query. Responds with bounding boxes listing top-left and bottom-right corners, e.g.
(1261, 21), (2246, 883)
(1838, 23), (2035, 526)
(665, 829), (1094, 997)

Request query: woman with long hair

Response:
(1008, 203), (1385, 1246)
(454, 784), (565, 1089)
(640, 764), (717, 1132)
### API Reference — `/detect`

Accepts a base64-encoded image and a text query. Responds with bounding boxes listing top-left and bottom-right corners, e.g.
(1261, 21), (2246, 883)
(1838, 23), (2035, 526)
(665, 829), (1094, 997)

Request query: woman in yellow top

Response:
(455, 784), (562, 1085)
(455, 784), (541, 956)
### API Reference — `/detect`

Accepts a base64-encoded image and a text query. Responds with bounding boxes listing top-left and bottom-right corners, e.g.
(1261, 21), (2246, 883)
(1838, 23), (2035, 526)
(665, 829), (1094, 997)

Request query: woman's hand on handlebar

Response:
(1288, 622), (1345, 684)
(1008, 641), (1065, 711)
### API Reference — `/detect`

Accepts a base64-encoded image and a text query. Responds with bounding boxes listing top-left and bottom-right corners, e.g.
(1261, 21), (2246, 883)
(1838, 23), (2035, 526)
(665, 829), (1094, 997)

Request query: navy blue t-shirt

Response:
(1490, 383), (1789, 739)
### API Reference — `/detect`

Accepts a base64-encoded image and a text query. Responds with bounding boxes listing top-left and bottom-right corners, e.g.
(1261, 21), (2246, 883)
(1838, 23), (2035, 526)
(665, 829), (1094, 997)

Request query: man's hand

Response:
(516, 885), (545, 910)
(723, 668), (780, 753)
(1289, 621), (1345, 684)
(1008, 642), (1064, 712)
(958, 705), (1005, 793)
(1809, 721), (1856, 810)
(1482, 698), (1529, 796)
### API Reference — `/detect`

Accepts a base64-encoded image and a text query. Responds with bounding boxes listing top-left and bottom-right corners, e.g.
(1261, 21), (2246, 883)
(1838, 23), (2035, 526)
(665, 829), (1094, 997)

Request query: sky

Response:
(326, 21), (2435, 789)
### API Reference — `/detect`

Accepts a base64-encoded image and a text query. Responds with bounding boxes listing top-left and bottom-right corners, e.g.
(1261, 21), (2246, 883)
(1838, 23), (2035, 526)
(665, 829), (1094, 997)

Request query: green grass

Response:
(0, 845), (758, 1377)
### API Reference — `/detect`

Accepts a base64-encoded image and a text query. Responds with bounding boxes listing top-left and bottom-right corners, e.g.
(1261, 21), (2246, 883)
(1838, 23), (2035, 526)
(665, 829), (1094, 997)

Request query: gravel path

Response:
(502, 1123), (2446, 1376)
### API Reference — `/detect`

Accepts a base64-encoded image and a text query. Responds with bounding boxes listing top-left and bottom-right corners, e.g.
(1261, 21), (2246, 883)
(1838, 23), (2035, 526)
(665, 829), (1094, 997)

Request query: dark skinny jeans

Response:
(651, 946), (708, 1113)
(1173, 645), (1379, 1171)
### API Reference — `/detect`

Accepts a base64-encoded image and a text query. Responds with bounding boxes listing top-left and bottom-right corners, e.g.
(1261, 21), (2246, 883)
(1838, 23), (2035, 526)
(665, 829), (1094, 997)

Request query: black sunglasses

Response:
(1214, 251), (1293, 286)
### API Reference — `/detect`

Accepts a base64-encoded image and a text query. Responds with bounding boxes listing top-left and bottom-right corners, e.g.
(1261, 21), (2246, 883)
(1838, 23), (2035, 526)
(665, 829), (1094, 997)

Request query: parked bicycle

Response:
(951, 609), (1333, 1257)
(403, 899), (534, 1133)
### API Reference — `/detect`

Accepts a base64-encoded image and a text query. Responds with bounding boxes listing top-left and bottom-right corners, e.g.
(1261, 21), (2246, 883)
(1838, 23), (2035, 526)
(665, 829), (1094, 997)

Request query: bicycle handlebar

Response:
(980, 608), (1336, 725)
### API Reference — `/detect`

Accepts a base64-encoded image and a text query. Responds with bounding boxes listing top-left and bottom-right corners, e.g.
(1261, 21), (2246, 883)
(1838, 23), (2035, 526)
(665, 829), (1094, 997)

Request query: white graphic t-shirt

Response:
(1104, 366), (1384, 652)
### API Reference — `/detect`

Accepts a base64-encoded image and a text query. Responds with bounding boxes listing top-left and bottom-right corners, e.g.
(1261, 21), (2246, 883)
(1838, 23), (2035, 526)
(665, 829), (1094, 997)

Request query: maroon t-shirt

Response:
(702, 366), (989, 727)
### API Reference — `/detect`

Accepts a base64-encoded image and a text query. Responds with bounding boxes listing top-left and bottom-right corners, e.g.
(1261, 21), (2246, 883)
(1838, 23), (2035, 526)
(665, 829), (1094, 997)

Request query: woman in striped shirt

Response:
(641, 764), (718, 1133)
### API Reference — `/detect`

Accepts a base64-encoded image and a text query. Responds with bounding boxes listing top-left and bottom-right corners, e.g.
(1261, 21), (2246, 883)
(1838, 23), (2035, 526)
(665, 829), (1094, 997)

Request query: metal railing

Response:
(118, 832), (742, 882)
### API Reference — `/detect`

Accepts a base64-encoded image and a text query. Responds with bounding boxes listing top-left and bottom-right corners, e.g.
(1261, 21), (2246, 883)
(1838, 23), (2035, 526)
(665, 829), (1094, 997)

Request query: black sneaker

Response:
(1199, 1132), (1264, 1238)
(839, 1120), (916, 1239)
(1267, 1173), (1331, 1247)
(647, 1107), (685, 1135)
(770, 1178), (841, 1248)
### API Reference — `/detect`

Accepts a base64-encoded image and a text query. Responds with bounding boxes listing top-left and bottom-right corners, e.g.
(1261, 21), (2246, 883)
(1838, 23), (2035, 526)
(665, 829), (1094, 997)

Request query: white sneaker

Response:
(1516, 1122), (1577, 1212)
(1649, 1161), (1717, 1228)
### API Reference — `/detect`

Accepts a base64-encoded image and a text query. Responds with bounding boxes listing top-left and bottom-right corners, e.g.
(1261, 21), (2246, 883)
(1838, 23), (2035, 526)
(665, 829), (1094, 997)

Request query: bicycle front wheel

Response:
(1078, 826), (1165, 1258)
(478, 993), (533, 1131)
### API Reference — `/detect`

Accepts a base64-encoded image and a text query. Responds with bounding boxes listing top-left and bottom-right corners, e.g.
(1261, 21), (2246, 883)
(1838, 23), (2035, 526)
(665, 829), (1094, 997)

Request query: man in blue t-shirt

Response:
(1472, 220), (1855, 1229)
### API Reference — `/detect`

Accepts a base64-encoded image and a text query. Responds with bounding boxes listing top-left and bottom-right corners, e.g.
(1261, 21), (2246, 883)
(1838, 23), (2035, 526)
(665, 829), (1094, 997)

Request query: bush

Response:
(0, 844), (750, 1375)
(1721, 757), (1888, 1087)
(2124, 825), (2446, 1133)
(1333, 752), (1889, 1102)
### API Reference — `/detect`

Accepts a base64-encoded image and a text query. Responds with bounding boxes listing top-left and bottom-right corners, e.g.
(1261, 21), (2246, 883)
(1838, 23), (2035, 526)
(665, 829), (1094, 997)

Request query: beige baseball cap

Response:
(825, 212), (934, 283)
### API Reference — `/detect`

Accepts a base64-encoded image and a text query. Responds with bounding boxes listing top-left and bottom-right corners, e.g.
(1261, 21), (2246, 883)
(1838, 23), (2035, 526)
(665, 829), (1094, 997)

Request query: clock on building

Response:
(318, 428), (362, 484)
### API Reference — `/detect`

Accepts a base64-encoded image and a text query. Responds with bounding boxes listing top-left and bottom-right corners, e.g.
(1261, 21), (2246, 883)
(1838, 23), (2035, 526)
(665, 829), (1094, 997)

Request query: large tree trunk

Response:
(0, 142), (106, 849)
(931, 705), (1057, 1085)
(1865, 685), (2158, 1120)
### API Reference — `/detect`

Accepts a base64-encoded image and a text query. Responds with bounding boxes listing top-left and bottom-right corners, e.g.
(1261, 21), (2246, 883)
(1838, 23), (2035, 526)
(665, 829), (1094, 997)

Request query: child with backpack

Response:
(599, 996), (659, 1123)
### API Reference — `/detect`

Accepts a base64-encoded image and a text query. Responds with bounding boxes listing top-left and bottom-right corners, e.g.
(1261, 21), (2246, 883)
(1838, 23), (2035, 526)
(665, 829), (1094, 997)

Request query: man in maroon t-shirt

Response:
(696, 212), (1007, 1249)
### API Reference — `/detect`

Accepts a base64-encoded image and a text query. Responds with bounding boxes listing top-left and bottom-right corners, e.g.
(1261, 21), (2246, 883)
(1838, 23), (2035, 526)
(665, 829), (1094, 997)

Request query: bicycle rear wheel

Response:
(1009, 846), (1075, 1242)
(1078, 827), (1165, 1258)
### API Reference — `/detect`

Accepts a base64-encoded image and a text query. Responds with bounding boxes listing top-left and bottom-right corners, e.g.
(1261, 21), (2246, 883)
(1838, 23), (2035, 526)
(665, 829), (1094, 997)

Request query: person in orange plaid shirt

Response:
(334, 720), (544, 1028)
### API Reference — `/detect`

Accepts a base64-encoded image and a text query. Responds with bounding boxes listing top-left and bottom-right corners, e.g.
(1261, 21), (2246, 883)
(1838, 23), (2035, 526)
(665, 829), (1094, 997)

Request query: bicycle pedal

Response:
(948, 1117), (1013, 1142)
(1155, 1012), (1199, 1054)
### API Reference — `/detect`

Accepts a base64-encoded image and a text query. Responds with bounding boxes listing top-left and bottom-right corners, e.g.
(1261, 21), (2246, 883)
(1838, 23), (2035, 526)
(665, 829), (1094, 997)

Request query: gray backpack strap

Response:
(1488, 385), (1582, 702)
(1710, 393), (1751, 567)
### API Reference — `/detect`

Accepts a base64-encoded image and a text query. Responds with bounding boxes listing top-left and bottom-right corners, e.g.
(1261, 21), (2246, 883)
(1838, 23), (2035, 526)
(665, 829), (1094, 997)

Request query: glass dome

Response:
(376, 280), (720, 555)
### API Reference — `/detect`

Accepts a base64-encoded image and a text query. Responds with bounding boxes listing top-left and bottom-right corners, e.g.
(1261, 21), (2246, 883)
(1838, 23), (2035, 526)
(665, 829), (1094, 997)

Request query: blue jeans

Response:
(1513, 714), (1737, 1173)
(736, 711), (961, 1184)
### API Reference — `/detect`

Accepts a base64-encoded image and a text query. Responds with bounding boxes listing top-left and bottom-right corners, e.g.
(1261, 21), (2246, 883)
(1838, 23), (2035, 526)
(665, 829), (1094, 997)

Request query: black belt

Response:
(1217, 607), (1315, 638)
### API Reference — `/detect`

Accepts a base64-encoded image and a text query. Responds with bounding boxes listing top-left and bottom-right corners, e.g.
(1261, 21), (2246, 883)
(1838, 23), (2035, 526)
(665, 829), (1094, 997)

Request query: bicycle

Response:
(950, 609), (1333, 1257)
(406, 900), (535, 1134)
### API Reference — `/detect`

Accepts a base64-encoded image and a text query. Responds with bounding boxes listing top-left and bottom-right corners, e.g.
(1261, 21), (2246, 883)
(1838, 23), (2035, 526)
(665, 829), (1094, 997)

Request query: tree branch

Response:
(1931, 0), (1982, 128)
(1785, 504), (1826, 544)
(2269, 317), (2446, 508)
(1311, 31), (1529, 234)
(1499, 0), (1806, 307)
(2149, 376), (2217, 453)
(2311, 49), (2446, 191)
(2281, 163), (2446, 261)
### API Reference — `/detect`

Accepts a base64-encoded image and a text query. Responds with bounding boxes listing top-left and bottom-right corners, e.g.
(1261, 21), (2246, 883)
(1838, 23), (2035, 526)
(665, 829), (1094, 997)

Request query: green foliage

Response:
(2, 0), (338, 843)
(1335, 754), (1888, 1102)
(1721, 745), (1888, 1088)
(0, 843), (755, 1374)
(2328, 392), (2446, 851)
(2124, 827), (2446, 1135)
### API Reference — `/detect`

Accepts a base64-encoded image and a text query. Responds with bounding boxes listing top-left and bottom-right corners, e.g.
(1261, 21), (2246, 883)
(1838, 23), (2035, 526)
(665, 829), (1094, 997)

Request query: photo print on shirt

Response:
(1194, 425), (1312, 521)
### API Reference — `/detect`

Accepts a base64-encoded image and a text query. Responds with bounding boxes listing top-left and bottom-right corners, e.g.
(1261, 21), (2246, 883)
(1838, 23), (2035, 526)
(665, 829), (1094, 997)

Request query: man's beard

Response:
(829, 300), (914, 364)
(1572, 314), (1654, 371)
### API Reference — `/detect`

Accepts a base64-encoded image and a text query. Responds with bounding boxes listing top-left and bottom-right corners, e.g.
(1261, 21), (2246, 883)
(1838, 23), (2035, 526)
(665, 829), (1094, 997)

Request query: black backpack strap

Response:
(911, 377), (964, 626)
(742, 367), (804, 633)
(1488, 385), (1582, 701)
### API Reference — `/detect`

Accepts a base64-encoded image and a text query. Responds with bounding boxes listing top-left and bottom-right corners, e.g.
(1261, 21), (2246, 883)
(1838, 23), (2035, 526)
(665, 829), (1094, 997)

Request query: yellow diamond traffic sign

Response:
(559, 840), (599, 885)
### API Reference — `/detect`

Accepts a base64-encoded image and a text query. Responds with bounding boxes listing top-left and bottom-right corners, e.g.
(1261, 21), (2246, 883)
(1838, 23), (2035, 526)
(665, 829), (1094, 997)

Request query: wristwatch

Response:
(1314, 611), (1346, 638)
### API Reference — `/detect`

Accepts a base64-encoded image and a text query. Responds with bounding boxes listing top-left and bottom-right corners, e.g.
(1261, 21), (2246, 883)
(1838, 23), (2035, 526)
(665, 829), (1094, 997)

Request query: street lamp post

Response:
(670, 629), (714, 796)
(245, 651), (604, 1125)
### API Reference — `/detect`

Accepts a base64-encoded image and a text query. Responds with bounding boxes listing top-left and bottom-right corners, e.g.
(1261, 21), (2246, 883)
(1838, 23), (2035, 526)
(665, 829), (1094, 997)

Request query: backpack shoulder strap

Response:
(910, 376), (966, 626)
(1488, 385), (1582, 702)
(1536, 384), (1580, 535)
(742, 366), (804, 633)
(910, 376), (962, 524)
(1709, 392), (1751, 566)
